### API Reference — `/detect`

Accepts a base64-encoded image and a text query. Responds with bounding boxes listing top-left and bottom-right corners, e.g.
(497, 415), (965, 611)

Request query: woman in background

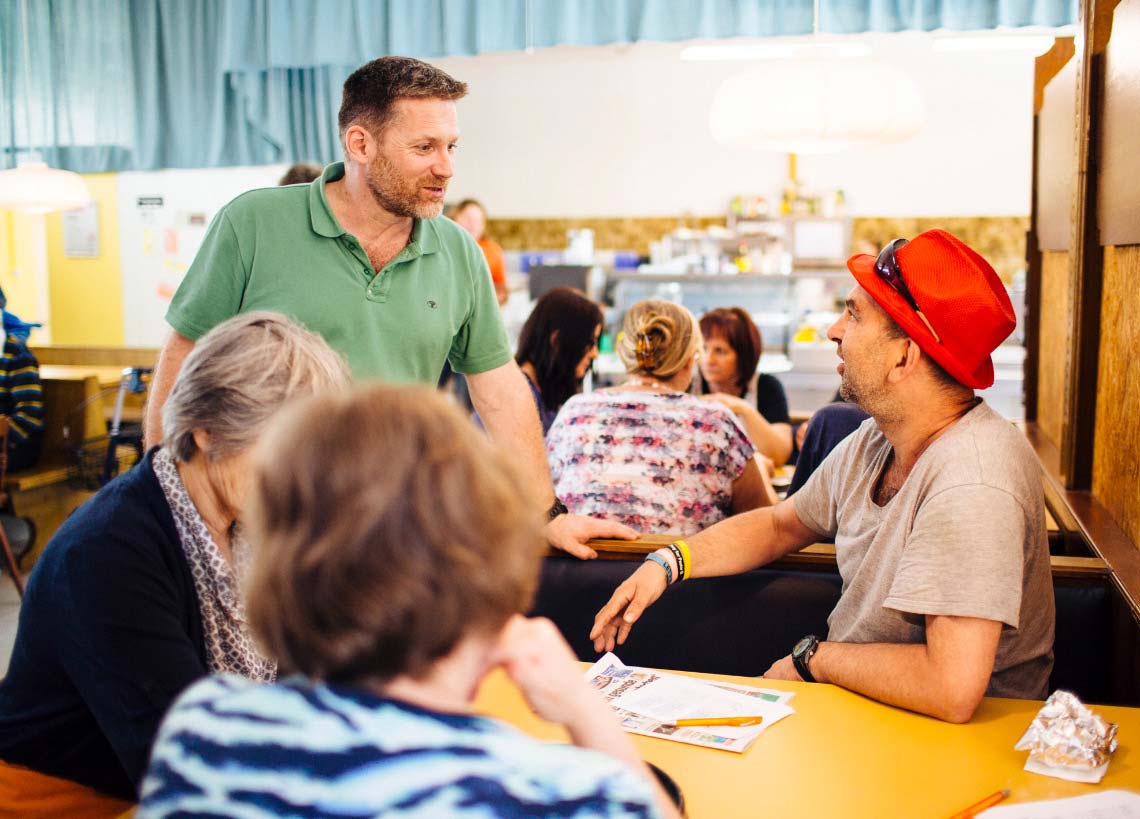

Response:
(140, 384), (679, 819)
(547, 300), (773, 536)
(451, 198), (509, 305)
(514, 287), (603, 434)
(697, 307), (794, 466)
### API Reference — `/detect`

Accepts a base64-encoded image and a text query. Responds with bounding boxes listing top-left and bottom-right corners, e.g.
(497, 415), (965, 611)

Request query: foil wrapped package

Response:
(1015, 690), (1118, 771)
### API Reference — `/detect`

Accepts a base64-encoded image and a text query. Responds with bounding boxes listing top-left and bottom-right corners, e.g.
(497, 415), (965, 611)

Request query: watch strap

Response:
(793, 635), (819, 683)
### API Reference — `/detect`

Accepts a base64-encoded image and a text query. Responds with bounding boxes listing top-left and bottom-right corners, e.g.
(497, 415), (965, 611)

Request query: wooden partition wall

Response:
(1026, 0), (1140, 645)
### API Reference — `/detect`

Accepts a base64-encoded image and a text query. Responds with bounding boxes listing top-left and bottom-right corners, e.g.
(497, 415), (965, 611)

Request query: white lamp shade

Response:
(709, 59), (925, 154)
(0, 162), (92, 213)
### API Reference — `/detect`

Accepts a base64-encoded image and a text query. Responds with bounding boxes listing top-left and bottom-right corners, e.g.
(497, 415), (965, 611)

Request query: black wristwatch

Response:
(548, 497), (568, 522)
(792, 634), (820, 683)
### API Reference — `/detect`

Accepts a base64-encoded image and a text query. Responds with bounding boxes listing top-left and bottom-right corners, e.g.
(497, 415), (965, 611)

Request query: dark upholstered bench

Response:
(533, 553), (1129, 706)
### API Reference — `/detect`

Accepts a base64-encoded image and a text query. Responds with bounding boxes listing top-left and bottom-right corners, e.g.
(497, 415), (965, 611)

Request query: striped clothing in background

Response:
(0, 333), (43, 471)
(140, 674), (661, 818)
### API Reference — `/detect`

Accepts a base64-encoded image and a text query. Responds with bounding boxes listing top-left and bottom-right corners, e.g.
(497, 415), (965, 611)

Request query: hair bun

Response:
(634, 315), (676, 369)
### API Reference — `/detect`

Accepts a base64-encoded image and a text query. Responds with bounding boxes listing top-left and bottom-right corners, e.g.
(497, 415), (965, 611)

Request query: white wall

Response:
(436, 33), (1036, 218)
(117, 165), (287, 345)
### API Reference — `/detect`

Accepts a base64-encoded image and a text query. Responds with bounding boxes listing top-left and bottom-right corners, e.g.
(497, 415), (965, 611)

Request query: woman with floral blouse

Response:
(547, 300), (775, 536)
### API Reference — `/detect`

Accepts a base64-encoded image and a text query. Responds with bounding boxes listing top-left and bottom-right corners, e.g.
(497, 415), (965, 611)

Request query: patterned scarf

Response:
(153, 448), (276, 682)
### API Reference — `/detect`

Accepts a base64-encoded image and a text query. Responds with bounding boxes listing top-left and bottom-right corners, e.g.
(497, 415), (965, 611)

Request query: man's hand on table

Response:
(589, 562), (669, 653)
(546, 513), (638, 560)
(762, 654), (805, 682)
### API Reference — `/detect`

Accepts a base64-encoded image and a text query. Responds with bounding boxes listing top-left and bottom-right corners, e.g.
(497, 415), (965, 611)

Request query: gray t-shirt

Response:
(793, 400), (1054, 699)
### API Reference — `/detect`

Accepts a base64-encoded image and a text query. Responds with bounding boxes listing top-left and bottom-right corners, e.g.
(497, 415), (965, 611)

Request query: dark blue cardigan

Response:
(0, 450), (206, 799)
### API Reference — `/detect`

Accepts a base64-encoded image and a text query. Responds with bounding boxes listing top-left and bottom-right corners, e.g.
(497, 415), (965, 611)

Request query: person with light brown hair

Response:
(147, 55), (635, 561)
(139, 385), (679, 819)
(546, 300), (775, 537)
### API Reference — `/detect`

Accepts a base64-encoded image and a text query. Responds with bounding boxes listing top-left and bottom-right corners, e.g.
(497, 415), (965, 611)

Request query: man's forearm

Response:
(467, 364), (555, 508)
(687, 499), (817, 580)
(810, 641), (983, 723)
(144, 332), (195, 448)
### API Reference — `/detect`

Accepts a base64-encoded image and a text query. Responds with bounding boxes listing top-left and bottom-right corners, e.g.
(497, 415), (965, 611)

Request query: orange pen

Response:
(666, 715), (764, 728)
(947, 788), (1010, 819)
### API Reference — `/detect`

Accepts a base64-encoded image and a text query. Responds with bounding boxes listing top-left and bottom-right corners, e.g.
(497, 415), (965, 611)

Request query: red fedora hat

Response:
(847, 230), (1015, 389)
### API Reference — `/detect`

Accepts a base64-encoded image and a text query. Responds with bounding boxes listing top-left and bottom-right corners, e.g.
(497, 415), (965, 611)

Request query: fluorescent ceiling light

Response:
(681, 42), (872, 61)
(932, 35), (1056, 54)
(709, 60), (925, 154)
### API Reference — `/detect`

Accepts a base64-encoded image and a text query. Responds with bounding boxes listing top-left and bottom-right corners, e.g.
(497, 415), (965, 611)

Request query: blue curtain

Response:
(1, 0), (1077, 173)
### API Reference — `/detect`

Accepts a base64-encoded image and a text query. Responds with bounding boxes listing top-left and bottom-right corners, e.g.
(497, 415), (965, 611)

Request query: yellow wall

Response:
(0, 211), (47, 325)
(43, 173), (124, 345)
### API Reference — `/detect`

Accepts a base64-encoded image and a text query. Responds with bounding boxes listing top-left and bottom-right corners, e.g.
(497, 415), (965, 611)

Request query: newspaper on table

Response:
(585, 652), (795, 753)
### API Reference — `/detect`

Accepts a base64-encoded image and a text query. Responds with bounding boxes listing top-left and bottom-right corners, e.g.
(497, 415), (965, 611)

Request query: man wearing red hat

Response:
(591, 230), (1055, 723)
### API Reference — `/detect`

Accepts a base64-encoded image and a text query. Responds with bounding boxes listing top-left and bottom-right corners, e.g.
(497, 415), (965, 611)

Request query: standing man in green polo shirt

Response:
(144, 56), (633, 558)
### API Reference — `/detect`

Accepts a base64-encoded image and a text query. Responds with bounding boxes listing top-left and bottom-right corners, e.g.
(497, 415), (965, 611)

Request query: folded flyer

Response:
(585, 653), (795, 753)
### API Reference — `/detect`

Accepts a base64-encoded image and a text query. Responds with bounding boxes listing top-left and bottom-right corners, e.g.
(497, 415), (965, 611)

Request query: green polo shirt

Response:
(166, 162), (512, 382)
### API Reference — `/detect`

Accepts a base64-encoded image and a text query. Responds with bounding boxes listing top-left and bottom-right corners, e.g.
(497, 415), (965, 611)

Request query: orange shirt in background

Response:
(478, 237), (508, 305)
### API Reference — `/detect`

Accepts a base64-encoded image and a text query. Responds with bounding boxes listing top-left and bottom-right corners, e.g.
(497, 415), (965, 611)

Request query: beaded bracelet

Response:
(644, 552), (673, 585)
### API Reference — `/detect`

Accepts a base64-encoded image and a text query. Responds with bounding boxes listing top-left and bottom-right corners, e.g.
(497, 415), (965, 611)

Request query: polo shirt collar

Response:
(310, 162), (347, 238)
(309, 161), (441, 257)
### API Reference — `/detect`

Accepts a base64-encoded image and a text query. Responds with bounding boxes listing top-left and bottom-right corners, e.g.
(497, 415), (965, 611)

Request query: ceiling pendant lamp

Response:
(709, 58), (925, 154)
(0, 0), (91, 214)
(0, 162), (92, 214)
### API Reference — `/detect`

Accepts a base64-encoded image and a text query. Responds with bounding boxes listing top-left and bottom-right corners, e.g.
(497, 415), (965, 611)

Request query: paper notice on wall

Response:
(62, 202), (99, 258)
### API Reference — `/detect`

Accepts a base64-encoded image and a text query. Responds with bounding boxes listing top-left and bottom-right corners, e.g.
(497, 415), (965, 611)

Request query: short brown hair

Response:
(699, 308), (762, 391)
(278, 162), (323, 185)
(617, 299), (702, 380)
(338, 56), (467, 140)
(244, 384), (545, 684)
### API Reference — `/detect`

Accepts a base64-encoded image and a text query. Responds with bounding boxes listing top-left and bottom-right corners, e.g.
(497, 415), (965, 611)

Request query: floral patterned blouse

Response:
(547, 390), (756, 535)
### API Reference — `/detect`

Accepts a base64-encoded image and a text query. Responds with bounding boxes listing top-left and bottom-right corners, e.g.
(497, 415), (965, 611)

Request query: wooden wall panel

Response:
(1092, 244), (1140, 544)
(1036, 59), (1078, 252)
(1037, 250), (1072, 446)
(1099, 0), (1140, 244)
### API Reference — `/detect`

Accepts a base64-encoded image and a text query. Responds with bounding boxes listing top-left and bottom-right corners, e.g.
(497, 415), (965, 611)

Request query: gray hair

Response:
(163, 312), (350, 462)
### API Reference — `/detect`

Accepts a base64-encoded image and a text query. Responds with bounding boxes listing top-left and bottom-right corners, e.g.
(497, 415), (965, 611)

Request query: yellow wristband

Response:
(675, 539), (692, 581)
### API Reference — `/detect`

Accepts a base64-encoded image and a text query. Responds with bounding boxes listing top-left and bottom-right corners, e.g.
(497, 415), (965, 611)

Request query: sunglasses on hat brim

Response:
(874, 239), (942, 344)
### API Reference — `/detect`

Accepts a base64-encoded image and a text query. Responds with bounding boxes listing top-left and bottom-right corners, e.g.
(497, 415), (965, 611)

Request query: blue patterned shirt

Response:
(140, 674), (661, 818)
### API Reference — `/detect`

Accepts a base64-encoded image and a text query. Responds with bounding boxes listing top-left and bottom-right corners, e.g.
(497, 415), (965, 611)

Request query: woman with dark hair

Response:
(514, 287), (604, 435)
(697, 307), (794, 465)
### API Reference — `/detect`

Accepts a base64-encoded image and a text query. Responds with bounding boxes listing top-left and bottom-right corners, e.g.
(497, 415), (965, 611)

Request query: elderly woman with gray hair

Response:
(0, 312), (348, 815)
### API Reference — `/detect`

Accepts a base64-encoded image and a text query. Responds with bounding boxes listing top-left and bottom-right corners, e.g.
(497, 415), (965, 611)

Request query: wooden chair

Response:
(0, 417), (26, 597)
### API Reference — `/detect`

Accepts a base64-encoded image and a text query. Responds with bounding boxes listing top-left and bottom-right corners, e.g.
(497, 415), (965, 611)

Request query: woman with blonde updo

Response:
(546, 300), (773, 536)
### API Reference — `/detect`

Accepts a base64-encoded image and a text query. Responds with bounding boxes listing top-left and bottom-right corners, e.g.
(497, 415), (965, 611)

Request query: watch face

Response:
(793, 636), (813, 658)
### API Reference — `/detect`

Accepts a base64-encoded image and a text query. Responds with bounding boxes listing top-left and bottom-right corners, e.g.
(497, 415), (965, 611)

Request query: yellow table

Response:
(474, 667), (1140, 818)
(38, 365), (133, 390)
